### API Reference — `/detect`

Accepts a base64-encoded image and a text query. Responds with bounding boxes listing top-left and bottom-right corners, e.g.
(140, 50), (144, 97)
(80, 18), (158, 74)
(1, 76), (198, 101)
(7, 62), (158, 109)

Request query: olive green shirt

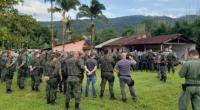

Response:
(179, 59), (200, 83)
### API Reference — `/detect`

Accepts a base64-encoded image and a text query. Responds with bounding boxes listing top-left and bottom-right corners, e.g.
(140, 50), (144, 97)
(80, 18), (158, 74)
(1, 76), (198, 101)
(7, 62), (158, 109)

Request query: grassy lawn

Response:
(0, 67), (191, 110)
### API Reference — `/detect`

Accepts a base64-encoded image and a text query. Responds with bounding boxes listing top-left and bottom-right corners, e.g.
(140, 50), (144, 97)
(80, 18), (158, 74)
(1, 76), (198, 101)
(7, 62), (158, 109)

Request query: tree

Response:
(0, 0), (22, 13)
(77, 0), (107, 45)
(56, 0), (80, 51)
(121, 28), (135, 37)
(44, 0), (57, 49)
(95, 28), (117, 45)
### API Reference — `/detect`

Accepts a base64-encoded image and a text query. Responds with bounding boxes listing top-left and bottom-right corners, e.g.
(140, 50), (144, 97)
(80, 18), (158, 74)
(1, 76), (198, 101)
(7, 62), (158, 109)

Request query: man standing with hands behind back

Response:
(179, 50), (200, 110)
(85, 53), (97, 98)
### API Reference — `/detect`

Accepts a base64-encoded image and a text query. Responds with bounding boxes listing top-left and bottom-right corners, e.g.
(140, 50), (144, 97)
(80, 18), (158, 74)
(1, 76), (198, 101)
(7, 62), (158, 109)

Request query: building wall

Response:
(104, 46), (129, 53)
(168, 44), (196, 60)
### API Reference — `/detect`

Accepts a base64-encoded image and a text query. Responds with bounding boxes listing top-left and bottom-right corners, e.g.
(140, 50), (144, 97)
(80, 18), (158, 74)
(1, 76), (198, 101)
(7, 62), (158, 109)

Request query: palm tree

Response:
(56, 0), (80, 51)
(44, 0), (57, 49)
(77, 0), (107, 45)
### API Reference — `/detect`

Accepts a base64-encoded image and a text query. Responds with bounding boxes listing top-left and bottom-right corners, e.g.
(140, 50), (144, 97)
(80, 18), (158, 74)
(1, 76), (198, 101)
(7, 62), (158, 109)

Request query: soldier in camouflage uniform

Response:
(141, 52), (148, 71)
(0, 51), (3, 80)
(65, 52), (84, 110)
(167, 49), (176, 74)
(99, 50), (116, 100)
(4, 51), (16, 93)
(0, 51), (8, 83)
(44, 53), (62, 105)
(179, 50), (200, 110)
(77, 52), (85, 93)
(147, 49), (155, 71)
(160, 51), (167, 82)
(17, 50), (28, 89)
(30, 52), (41, 92)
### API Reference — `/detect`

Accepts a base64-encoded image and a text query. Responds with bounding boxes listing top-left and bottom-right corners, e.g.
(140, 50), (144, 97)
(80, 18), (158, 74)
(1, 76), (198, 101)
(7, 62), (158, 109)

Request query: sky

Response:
(15, 0), (200, 21)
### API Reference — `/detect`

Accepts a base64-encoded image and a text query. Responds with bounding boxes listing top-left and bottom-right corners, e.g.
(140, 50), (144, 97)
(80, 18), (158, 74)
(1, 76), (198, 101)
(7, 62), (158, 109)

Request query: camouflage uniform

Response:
(65, 57), (84, 110)
(160, 53), (167, 82)
(59, 56), (65, 93)
(167, 52), (176, 73)
(179, 59), (200, 110)
(0, 55), (2, 80)
(0, 55), (7, 82)
(17, 54), (28, 89)
(5, 56), (16, 93)
(141, 53), (148, 71)
(147, 51), (155, 71)
(77, 58), (85, 93)
(44, 55), (59, 105)
(30, 56), (41, 91)
(99, 55), (116, 99)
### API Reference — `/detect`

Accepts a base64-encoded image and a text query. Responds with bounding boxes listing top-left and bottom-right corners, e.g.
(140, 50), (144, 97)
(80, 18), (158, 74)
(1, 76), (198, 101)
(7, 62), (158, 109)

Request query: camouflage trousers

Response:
(17, 71), (26, 89)
(179, 86), (200, 110)
(160, 66), (167, 82)
(167, 62), (175, 73)
(100, 72), (115, 98)
(46, 78), (58, 103)
(66, 81), (81, 104)
(5, 72), (14, 91)
(31, 70), (40, 91)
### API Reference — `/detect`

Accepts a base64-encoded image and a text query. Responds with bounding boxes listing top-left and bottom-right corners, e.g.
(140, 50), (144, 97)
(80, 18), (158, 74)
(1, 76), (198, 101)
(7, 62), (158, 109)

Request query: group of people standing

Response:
(0, 49), (138, 110)
(0, 48), (199, 110)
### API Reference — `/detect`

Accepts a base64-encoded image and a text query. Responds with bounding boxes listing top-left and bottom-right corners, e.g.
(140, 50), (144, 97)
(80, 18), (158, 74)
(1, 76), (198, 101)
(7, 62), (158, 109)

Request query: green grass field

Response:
(0, 67), (192, 110)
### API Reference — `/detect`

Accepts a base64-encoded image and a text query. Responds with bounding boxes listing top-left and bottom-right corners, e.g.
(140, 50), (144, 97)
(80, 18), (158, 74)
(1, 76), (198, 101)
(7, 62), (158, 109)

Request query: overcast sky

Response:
(15, 0), (200, 21)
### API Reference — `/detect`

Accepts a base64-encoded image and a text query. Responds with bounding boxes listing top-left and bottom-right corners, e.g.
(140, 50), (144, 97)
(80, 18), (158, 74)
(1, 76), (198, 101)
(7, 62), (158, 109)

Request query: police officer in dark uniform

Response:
(99, 50), (116, 100)
(115, 52), (137, 102)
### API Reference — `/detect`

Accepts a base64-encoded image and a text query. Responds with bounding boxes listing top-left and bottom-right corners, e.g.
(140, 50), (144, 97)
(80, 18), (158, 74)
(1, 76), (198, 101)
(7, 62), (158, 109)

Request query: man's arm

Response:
(84, 66), (91, 74)
(88, 66), (97, 75)
(129, 56), (137, 65)
(179, 63), (188, 78)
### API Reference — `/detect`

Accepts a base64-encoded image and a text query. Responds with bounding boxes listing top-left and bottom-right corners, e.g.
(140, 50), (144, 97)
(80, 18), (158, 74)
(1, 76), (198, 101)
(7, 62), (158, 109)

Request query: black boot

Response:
(75, 103), (80, 110)
(122, 98), (127, 103)
(100, 93), (103, 98)
(47, 98), (51, 104)
(65, 103), (70, 110)
(35, 86), (39, 92)
(110, 95), (116, 100)
(32, 86), (35, 91)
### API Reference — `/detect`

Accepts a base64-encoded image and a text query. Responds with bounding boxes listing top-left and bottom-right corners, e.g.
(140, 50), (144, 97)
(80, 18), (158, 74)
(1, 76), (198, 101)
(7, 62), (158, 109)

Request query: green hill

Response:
(39, 15), (198, 38)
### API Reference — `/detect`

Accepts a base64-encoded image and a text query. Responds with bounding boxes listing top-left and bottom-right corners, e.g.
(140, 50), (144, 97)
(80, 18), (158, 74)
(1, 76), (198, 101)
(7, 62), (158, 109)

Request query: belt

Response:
(119, 75), (131, 77)
(102, 71), (113, 73)
(182, 84), (200, 91)
(68, 75), (79, 76)
(186, 79), (200, 84)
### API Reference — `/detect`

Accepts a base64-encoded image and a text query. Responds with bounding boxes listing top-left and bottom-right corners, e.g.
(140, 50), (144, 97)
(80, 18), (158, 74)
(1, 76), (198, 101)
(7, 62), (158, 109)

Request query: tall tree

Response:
(56, 0), (80, 51)
(44, 0), (57, 49)
(77, 0), (107, 45)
